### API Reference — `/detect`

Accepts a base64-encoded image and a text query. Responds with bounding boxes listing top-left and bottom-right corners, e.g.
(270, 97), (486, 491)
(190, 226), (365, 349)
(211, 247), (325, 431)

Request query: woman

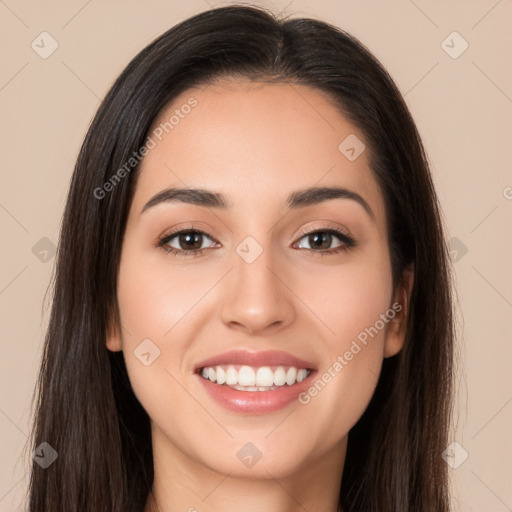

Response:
(28, 5), (455, 511)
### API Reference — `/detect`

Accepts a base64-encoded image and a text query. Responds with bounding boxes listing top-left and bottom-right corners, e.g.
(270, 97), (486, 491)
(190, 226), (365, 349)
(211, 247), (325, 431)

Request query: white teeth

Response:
(285, 367), (297, 385)
(199, 364), (311, 389)
(256, 367), (274, 387)
(225, 365), (237, 385)
(231, 384), (279, 392)
(296, 369), (308, 382)
(273, 366), (286, 386)
(216, 366), (226, 385)
(238, 365), (256, 386)
(233, 385), (259, 392)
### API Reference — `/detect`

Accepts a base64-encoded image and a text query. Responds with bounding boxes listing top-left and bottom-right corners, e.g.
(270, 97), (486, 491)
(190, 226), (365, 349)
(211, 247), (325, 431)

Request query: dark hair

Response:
(28, 4), (454, 511)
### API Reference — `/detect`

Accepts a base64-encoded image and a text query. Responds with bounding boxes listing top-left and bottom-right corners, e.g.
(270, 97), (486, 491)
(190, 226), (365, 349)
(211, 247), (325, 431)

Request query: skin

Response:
(106, 80), (413, 512)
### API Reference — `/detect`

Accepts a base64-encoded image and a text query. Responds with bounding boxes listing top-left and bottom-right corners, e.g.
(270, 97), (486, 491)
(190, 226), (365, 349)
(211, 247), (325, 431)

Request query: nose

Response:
(219, 245), (296, 335)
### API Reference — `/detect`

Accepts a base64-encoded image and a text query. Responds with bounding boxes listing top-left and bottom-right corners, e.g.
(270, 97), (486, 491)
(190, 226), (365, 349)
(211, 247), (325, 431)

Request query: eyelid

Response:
(293, 221), (353, 241)
(156, 222), (218, 241)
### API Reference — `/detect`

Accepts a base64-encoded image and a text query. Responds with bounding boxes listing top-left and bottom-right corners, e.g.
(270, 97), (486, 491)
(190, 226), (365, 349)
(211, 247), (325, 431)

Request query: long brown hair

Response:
(28, 5), (454, 511)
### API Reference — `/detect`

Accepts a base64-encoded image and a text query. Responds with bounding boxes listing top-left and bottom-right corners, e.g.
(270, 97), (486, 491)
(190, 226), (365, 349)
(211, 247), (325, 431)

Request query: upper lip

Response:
(194, 349), (317, 371)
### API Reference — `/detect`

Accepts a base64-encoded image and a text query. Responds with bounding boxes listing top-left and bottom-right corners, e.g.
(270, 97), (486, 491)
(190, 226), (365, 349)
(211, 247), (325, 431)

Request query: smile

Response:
(193, 350), (317, 413)
(199, 364), (312, 391)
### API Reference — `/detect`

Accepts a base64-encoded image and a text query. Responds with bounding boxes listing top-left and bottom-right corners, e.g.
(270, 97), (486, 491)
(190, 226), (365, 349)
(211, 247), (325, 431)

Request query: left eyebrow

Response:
(285, 186), (374, 219)
(140, 185), (374, 220)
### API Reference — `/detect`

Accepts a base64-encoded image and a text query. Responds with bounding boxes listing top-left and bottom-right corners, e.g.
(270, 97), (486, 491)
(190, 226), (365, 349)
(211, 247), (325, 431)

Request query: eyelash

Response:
(155, 224), (357, 258)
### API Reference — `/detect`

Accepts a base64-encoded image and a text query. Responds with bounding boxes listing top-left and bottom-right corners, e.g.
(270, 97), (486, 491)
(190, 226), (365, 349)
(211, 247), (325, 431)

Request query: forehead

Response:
(132, 80), (385, 223)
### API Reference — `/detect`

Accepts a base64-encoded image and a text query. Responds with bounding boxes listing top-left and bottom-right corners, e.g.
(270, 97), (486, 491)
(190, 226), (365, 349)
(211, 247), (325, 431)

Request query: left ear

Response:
(383, 264), (414, 358)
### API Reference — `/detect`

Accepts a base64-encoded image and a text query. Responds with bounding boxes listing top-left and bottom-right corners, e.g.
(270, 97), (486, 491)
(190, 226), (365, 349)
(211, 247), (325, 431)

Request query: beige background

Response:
(0, 0), (511, 510)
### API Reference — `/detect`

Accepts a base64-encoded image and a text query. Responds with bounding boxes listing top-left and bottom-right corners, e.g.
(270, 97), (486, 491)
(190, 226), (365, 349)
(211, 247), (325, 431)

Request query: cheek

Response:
(116, 248), (219, 343)
(115, 254), (212, 450)
(114, 249), (203, 405)
(290, 247), (393, 431)
(294, 295), (392, 459)
(293, 245), (393, 348)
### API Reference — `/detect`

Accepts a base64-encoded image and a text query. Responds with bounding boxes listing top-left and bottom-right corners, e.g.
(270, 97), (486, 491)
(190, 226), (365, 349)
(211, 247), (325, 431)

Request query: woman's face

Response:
(107, 80), (410, 480)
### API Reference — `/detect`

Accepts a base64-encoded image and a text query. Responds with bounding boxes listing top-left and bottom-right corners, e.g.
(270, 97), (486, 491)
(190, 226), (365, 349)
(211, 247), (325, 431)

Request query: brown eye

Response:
(305, 232), (334, 250)
(158, 229), (218, 255)
(295, 229), (353, 252)
(176, 232), (204, 251)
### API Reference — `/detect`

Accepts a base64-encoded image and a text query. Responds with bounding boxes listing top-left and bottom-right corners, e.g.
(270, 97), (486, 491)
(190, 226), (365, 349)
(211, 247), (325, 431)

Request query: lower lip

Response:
(196, 372), (316, 414)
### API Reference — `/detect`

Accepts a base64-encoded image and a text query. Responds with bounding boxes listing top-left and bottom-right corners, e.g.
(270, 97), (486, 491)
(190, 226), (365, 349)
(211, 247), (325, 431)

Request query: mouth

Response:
(196, 364), (312, 391)
(194, 350), (317, 413)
